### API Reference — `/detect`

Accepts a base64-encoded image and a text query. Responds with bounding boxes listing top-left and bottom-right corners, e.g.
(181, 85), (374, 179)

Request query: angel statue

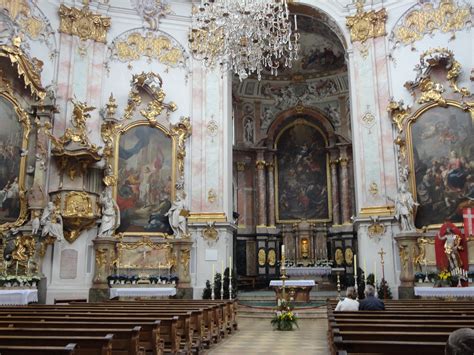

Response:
(40, 202), (64, 242)
(97, 186), (120, 238)
(166, 192), (190, 239)
(394, 182), (419, 231)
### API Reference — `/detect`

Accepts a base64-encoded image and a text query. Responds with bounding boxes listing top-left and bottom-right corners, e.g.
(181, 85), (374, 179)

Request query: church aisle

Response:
(205, 317), (329, 355)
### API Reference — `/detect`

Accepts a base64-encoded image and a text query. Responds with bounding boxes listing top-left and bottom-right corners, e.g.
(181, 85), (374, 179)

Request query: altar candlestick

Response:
(212, 264), (215, 282)
(354, 254), (357, 277)
(373, 261), (377, 286)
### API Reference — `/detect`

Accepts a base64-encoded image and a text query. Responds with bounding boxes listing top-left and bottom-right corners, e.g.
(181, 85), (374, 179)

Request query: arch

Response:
(266, 106), (336, 147)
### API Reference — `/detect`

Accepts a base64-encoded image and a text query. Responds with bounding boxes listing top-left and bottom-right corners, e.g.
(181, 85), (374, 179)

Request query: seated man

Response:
(334, 286), (359, 311)
(445, 328), (474, 355)
(358, 284), (385, 311)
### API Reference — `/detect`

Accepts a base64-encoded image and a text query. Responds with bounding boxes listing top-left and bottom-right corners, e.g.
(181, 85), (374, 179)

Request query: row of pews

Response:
(0, 299), (238, 354)
(327, 299), (474, 355)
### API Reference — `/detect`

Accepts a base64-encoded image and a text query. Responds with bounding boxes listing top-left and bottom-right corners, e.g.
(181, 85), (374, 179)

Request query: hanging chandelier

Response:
(189, 0), (300, 81)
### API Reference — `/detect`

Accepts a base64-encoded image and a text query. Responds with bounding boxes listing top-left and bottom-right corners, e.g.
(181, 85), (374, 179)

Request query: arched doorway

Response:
(232, 4), (355, 287)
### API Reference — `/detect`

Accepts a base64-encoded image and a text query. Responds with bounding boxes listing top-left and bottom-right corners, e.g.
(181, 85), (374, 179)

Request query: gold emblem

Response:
(344, 248), (354, 266)
(258, 248), (266, 267)
(267, 249), (276, 266)
(335, 248), (344, 266)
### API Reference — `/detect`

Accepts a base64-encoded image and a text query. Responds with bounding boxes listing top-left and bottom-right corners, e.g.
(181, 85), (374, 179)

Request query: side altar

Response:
(90, 235), (192, 301)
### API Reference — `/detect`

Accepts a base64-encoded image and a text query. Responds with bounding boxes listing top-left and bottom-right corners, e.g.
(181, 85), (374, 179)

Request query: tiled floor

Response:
(205, 317), (329, 355)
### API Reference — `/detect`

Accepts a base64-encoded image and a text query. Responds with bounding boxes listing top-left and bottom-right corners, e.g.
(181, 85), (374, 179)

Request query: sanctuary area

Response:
(0, 0), (472, 353)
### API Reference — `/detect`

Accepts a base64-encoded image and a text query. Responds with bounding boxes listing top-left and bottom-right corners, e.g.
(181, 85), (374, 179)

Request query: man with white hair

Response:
(359, 284), (385, 311)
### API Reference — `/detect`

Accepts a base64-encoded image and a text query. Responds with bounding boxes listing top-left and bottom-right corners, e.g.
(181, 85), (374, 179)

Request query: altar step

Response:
(237, 304), (328, 319)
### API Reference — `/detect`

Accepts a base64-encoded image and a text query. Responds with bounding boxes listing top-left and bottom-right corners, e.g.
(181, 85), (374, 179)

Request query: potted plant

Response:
(271, 299), (298, 331)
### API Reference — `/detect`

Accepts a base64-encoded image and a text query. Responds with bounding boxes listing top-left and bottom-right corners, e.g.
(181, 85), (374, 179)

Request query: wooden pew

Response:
(0, 343), (77, 355)
(0, 334), (113, 355)
(0, 327), (141, 355)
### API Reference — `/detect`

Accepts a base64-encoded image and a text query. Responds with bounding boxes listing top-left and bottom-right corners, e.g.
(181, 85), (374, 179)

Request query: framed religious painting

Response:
(407, 101), (473, 229)
(113, 121), (176, 236)
(0, 92), (30, 232)
(274, 119), (331, 223)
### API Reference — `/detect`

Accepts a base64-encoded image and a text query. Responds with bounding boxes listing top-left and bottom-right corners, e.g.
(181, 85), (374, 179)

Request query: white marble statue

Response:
(394, 182), (419, 231)
(40, 202), (64, 241)
(97, 186), (120, 238)
(166, 193), (189, 239)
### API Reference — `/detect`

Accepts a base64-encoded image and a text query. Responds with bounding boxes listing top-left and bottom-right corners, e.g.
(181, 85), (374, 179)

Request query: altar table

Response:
(109, 287), (176, 299)
(414, 287), (474, 298)
(0, 289), (38, 305)
(270, 280), (315, 303)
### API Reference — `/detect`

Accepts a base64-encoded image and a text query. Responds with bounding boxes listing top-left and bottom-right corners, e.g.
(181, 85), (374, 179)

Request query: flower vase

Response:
(5, 282), (11, 288)
(32, 281), (37, 287)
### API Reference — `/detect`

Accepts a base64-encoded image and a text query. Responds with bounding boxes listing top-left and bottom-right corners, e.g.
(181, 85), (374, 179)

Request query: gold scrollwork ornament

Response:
(58, 4), (111, 43)
(346, 1), (387, 43)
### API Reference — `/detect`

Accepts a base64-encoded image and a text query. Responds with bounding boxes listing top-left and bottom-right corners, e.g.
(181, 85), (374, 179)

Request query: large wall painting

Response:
(409, 103), (473, 228)
(275, 119), (330, 222)
(115, 122), (175, 235)
(0, 96), (24, 226)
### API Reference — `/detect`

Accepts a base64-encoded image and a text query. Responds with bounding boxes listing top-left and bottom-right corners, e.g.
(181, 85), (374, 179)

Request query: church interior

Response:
(0, 0), (472, 353)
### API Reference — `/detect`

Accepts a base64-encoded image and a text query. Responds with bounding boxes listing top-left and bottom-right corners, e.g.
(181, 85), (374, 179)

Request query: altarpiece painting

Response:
(275, 120), (330, 222)
(410, 103), (473, 228)
(0, 96), (24, 226)
(115, 122), (175, 235)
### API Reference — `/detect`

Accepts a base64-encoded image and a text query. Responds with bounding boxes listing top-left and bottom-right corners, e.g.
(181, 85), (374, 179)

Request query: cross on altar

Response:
(463, 208), (474, 236)
(378, 248), (386, 265)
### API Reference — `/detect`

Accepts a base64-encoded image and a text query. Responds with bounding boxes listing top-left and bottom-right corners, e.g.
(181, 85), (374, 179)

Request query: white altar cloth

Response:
(269, 280), (315, 287)
(0, 289), (38, 305)
(414, 287), (474, 298)
(286, 267), (332, 277)
(110, 287), (176, 299)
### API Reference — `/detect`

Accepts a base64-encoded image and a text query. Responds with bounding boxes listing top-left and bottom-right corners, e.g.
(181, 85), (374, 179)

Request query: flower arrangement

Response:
(271, 299), (298, 331)
(434, 270), (452, 287)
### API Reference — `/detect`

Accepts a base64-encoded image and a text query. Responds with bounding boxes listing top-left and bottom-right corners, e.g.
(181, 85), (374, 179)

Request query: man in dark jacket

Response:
(359, 284), (385, 311)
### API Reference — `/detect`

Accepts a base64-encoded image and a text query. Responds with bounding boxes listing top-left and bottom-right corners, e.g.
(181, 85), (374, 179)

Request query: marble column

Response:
(256, 150), (267, 228)
(329, 150), (341, 226)
(339, 147), (351, 224)
(266, 154), (276, 228)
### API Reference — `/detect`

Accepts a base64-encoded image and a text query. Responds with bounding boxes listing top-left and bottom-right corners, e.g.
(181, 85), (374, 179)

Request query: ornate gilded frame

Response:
(0, 81), (31, 232)
(388, 48), (473, 230)
(112, 119), (177, 237)
(274, 119), (332, 223)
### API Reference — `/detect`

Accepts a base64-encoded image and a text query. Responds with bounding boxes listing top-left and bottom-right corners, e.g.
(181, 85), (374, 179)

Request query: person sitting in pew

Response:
(358, 285), (385, 311)
(335, 287), (359, 311)
(445, 328), (474, 355)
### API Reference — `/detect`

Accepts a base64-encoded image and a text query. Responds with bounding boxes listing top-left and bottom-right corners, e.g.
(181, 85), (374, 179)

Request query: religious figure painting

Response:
(411, 104), (473, 228)
(116, 124), (174, 235)
(0, 97), (23, 226)
(276, 120), (329, 222)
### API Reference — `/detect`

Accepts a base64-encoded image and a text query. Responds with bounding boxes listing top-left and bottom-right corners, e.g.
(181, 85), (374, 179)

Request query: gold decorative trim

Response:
(115, 235), (175, 269)
(0, 73), (31, 232)
(346, 1), (387, 43)
(170, 116), (191, 181)
(61, 191), (96, 243)
(359, 206), (394, 216)
(58, 4), (110, 43)
(267, 249), (276, 266)
(236, 161), (246, 171)
(0, 38), (46, 100)
(258, 248), (266, 267)
(255, 160), (266, 170)
(392, 0), (472, 48)
(113, 31), (186, 67)
(188, 212), (227, 223)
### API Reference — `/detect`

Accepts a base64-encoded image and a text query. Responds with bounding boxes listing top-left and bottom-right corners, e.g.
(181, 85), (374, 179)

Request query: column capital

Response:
(236, 161), (246, 171)
(256, 160), (266, 170)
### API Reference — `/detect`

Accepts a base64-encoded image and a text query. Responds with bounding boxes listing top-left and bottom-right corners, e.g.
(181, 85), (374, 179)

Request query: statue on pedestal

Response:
(40, 202), (64, 242)
(438, 227), (463, 270)
(166, 192), (189, 239)
(394, 182), (419, 231)
(97, 186), (120, 238)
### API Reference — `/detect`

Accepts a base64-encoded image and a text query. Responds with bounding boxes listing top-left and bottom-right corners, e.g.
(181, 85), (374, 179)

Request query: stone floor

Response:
(204, 317), (329, 355)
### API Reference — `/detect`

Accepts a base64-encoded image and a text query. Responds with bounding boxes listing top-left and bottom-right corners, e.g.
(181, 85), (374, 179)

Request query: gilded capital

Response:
(255, 160), (266, 170)
(236, 161), (246, 171)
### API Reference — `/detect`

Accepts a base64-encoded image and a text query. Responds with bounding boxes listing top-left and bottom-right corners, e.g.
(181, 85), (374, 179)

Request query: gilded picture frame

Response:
(274, 119), (332, 223)
(406, 100), (473, 230)
(113, 120), (177, 237)
(0, 90), (31, 232)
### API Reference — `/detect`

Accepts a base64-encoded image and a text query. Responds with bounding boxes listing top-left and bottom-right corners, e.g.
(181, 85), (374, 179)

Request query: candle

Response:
(212, 264), (215, 284)
(229, 256), (232, 275)
(15, 261), (18, 276)
(373, 261), (377, 286)
(282, 244), (285, 256)
(221, 260), (224, 276)
(363, 258), (367, 282)
(294, 15), (297, 31)
(354, 254), (357, 276)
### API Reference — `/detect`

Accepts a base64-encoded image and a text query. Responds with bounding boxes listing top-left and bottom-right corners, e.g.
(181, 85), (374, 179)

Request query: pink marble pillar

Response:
(330, 150), (341, 225)
(339, 147), (351, 224)
(266, 153), (276, 227)
(256, 150), (267, 227)
(236, 160), (246, 227)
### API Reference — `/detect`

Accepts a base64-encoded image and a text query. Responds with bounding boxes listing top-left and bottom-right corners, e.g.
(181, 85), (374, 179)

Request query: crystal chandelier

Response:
(189, 0), (300, 81)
